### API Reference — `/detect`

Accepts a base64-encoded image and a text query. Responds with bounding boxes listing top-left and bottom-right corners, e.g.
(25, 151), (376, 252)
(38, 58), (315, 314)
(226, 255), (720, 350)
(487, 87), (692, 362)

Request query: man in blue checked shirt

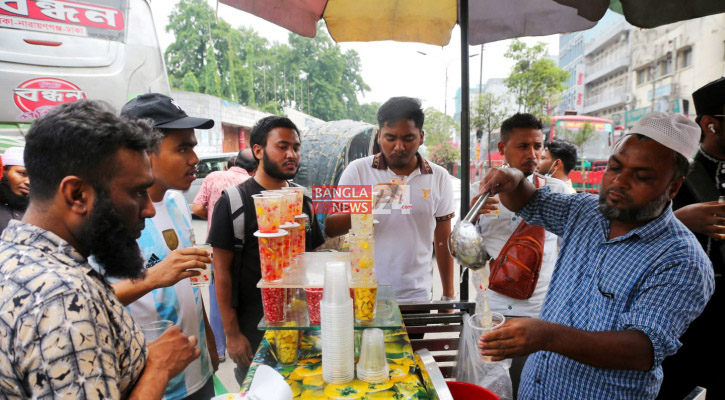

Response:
(476, 112), (715, 399)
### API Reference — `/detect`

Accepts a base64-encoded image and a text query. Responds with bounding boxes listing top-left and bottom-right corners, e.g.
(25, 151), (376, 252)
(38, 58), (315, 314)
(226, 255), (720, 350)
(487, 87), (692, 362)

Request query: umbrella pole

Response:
(459, 0), (471, 301)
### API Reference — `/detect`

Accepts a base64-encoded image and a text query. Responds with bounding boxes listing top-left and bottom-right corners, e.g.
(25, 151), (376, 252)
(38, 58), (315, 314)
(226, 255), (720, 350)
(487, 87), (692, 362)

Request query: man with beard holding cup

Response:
(0, 100), (199, 399)
(476, 113), (714, 399)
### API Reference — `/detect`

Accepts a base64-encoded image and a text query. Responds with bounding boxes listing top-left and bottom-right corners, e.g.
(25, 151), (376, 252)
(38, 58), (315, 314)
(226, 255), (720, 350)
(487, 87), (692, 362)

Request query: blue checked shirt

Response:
(516, 187), (714, 400)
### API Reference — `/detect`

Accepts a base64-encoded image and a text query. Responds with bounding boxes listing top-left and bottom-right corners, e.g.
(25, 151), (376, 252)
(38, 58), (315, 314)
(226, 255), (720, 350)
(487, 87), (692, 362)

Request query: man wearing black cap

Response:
(660, 78), (725, 399)
(98, 93), (219, 400)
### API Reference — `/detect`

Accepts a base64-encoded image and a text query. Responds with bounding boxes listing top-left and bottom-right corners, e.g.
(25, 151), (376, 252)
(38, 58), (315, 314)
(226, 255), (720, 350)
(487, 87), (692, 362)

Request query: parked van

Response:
(0, 0), (169, 150)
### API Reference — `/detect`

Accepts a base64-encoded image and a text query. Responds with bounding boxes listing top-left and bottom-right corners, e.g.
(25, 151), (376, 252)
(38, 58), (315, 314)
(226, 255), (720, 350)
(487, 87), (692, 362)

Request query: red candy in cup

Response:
(261, 287), (286, 323)
(304, 288), (324, 325)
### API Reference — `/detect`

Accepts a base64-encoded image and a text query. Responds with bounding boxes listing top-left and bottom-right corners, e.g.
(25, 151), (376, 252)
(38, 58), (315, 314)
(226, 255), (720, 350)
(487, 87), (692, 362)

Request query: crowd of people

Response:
(0, 77), (721, 400)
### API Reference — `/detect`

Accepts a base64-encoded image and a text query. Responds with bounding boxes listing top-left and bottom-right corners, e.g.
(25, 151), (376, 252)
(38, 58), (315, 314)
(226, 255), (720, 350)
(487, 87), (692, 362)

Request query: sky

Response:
(149, 0), (560, 116)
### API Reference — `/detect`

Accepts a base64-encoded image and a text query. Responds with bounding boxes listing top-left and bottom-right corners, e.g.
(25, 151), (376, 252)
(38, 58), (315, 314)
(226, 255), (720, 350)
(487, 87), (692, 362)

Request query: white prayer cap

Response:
(1, 147), (24, 167)
(629, 112), (700, 161)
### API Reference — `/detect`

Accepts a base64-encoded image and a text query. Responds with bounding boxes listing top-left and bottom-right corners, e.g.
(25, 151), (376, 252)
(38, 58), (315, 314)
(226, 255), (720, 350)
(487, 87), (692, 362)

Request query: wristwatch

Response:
(440, 295), (456, 301)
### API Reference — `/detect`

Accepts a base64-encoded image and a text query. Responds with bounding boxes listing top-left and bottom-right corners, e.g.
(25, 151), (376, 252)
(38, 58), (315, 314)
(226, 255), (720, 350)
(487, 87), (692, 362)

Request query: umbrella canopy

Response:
(220, 0), (725, 45)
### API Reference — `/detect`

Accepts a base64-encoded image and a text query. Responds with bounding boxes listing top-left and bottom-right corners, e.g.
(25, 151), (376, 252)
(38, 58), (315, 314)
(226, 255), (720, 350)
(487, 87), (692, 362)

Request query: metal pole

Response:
(459, 0), (471, 301)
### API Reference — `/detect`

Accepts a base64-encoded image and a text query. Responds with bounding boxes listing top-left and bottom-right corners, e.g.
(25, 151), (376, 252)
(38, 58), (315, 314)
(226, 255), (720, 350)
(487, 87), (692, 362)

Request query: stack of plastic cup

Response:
(252, 193), (281, 233)
(356, 328), (389, 383)
(254, 230), (288, 282)
(320, 261), (355, 384)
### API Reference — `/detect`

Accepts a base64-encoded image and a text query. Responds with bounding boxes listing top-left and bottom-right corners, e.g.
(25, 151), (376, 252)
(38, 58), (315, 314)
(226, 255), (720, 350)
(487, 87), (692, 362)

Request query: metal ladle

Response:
(448, 190), (491, 270)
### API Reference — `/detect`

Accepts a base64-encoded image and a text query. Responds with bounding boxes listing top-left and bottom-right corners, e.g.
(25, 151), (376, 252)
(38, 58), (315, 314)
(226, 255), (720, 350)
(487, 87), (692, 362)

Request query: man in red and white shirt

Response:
(192, 147), (256, 361)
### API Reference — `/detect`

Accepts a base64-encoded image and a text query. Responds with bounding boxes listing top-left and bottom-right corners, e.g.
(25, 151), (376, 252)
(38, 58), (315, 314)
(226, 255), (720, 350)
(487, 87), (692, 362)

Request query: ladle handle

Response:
(463, 190), (491, 223)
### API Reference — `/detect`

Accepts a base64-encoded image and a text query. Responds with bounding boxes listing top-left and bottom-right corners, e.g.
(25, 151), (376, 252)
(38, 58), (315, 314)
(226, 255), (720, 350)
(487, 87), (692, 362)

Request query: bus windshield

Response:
(553, 119), (614, 161)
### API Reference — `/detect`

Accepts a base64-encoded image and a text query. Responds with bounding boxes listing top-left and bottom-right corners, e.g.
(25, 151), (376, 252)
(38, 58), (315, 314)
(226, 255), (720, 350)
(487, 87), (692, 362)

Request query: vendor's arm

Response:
(479, 167), (536, 212)
(479, 319), (654, 371)
(112, 248), (211, 306)
(674, 201), (725, 240)
(324, 213), (351, 237)
(129, 327), (201, 400)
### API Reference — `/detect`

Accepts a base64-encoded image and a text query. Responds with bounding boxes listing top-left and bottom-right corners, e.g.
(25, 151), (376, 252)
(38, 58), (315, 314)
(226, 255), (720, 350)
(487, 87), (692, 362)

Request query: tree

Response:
(428, 142), (461, 171)
(471, 93), (508, 164)
(424, 107), (459, 150)
(202, 43), (222, 97)
(504, 40), (569, 118)
(562, 121), (598, 170)
(181, 71), (199, 92)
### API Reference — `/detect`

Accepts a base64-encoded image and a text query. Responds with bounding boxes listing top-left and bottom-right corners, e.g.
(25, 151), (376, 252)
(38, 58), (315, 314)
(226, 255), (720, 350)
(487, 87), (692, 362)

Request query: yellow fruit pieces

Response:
(275, 327), (299, 365)
(353, 287), (377, 321)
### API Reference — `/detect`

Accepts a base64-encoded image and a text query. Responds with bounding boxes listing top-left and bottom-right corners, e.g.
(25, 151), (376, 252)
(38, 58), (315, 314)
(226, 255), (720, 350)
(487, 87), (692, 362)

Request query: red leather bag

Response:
(488, 176), (546, 300)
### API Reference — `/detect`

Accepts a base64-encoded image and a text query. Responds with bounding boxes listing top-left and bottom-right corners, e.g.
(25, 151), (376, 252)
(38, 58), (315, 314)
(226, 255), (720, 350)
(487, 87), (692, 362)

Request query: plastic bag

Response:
(454, 313), (513, 400)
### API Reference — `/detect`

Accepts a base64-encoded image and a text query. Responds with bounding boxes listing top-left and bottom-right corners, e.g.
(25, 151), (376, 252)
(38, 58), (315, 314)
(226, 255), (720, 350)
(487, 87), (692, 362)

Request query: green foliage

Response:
(504, 39), (569, 118)
(471, 93), (508, 163)
(428, 142), (461, 168)
(181, 71), (199, 92)
(424, 107), (459, 149)
(260, 100), (284, 115)
(561, 121), (598, 169)
(164, 2), (376, 122)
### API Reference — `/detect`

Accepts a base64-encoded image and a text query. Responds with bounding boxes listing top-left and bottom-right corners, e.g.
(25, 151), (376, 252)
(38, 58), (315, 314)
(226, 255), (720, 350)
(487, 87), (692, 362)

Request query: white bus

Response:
(0, 0), (169, 150)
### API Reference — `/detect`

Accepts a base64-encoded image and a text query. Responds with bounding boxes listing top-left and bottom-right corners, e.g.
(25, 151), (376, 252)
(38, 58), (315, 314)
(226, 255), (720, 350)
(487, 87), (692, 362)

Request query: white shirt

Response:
(338, 154), (455, 301)
(475, 175), (568, 317)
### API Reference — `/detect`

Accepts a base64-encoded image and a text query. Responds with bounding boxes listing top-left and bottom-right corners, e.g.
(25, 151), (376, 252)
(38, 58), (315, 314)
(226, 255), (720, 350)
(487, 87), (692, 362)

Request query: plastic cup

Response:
(294, 214), (307, 252)
(304, 287), (324, 325)
(351, 213), (374, 236)
(349, 233), (375, 282)
(322, 261), (351, 305)
(139, 320), (173, 341)
(275, 323), (299, 365)
(189, 243), (212, 287)
(467, 312), (506, 363)
(283, 187), (305, 216)
(282, 191), (298, 224)
(280, 230), (292, 270)
(252, 193), (282, 233)
(285, 222), (302, 258)
(353, 286), (377, 323)
(254, 230), (288, 282)
(356, 328), (389, 383)
(261, 287), (286, 323)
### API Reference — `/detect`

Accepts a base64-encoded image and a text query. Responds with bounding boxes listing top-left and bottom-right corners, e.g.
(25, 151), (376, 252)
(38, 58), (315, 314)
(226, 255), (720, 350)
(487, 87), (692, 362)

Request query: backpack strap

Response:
(224, 185), (246, 246)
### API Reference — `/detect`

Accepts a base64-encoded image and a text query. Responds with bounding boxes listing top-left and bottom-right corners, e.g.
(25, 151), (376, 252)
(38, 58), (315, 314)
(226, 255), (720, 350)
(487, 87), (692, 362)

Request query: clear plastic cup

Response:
(252, 193), (282, 233)
(282, 191), (298, 224)
(275, 323), (299, 365)
(139, 320), (173, 341)
(357, 328), (389, 383)
(254, 230), (288, 282)
(280, 230), (292, 270)
(322, 261), (351, 305)
(283, 187), (305, 216)
(467, 312), (506, 363)
(353, 285), (378, 323)
(304, 287), (324, 325)
(261, 287), (286, 323)
(294, 214), (307, 252)
(285, 222), (302, 258)
(189, 243), (212, 287)
(351, 213), (374, 235)
(349, 233), (375, 282)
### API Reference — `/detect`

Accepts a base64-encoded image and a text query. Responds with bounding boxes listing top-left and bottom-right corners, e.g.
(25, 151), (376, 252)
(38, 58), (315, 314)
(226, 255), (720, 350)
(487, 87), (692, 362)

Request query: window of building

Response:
(636, 69), (646, 85)
(661, 57), (672, 75)
(678, 48), (693, 68)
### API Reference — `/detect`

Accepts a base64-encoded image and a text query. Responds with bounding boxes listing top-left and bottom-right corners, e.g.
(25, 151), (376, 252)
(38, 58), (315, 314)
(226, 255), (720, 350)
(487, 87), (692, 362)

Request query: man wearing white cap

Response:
(474, 112), (715, 399)
(0, 147), (29, 231)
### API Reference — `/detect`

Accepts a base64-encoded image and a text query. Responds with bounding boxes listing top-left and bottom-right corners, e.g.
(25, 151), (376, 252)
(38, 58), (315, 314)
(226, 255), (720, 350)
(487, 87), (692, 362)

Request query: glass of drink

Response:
(467, 312), (506, 363)
(294, 214), (307, 253)
(349, 233), (375, 282)
(353, 285), (378, 323)
(283, 187), (305, 217)
(139, 320), (173, 341)
(275, 322), (300, 365)
(252, 193), (281, 233)
(190, 243), (212, 287)
(304, 287), (324, 325)
(254, 231), (288, 282)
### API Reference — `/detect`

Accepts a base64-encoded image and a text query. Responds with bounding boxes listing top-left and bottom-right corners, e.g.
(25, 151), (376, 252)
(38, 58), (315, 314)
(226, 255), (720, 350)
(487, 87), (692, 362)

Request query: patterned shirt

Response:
(193, 167), (250, 235)
(517, 187), (714, 400)
(0, 220), (147, 399)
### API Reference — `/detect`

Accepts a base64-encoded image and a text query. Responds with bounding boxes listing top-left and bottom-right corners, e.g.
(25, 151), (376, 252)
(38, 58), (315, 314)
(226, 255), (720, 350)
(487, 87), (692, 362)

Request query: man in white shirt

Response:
(539, 139), (578, 194)
(325, 97), (455, 302)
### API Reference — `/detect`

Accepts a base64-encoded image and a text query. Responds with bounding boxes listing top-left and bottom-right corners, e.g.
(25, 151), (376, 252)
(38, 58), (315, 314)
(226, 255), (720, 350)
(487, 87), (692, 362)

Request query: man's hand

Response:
(478, 318), (552, 362)
(145, 248), (212, 289)
(479, 168), (525, 196)
(469, 193), (500, 222)
(674, 201), (725, 239)
(146, 326), (201, 379)
(227, 331), (254, 367)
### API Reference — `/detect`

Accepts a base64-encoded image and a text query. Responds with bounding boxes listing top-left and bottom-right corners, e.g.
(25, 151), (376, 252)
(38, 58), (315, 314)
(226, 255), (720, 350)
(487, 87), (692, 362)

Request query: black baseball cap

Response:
(693, 77), (725, 117)
(121, 93), (214, 129)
